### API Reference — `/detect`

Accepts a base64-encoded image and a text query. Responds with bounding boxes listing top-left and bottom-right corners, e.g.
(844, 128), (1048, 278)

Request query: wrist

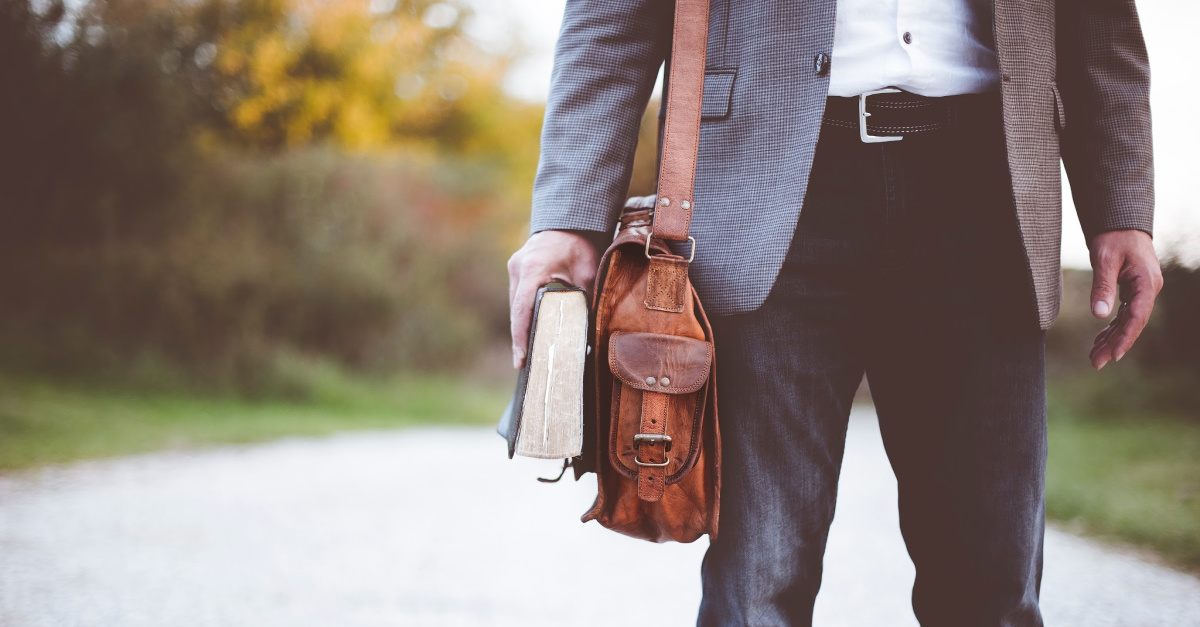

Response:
(1087, 226), (1152, 249)
(1089, 228), (1151, 250)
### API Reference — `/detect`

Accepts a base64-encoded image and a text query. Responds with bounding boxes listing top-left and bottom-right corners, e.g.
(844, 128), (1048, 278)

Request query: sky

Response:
(466, 0), (1197, 269)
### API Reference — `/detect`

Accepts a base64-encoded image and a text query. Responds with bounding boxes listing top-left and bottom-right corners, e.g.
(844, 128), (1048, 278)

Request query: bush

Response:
(1, 148), (518, 394)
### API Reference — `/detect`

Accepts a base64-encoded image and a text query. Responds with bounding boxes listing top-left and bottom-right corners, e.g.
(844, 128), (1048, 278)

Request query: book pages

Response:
(515, 290), (587, 459)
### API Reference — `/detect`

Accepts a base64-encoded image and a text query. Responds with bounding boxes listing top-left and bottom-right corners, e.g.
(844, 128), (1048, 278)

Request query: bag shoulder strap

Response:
(651, 0), (710, 244)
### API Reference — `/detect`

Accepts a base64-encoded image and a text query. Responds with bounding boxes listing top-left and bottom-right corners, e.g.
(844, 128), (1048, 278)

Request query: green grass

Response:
(0, 372), (508, 471)
(1046, 412), (1200, 573)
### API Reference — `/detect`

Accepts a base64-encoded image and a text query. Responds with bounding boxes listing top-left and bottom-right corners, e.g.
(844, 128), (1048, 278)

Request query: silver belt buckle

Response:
(859, 88), (904, 143)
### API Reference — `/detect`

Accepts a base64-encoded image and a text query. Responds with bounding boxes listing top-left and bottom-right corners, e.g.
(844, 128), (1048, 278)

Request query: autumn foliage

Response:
(0, 0), (545, 393)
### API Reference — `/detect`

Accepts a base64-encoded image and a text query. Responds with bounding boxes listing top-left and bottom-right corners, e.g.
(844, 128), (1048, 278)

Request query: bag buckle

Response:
(859, 88), (904, 143)
(633, 433), (672, 467)
(645, 232), (696, 262)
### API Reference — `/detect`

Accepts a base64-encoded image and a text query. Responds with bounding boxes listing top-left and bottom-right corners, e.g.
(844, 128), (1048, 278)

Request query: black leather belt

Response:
(823, 88), (999, 143)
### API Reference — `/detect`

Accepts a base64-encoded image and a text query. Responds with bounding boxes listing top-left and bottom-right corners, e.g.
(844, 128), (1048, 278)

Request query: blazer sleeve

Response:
(1056, 0), (1155, 243)
(528, 0), (673, 236)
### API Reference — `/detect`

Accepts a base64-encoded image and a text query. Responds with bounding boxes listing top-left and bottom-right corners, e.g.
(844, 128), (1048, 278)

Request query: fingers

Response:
(507, 252), (537, 369)
(509, 261), (551, 370)
(570, 253), (599, 299)
(1085, 230), (1163, 370)
(1090, 312), (1119, 350)
(1089, 302), (1128, 369)
(506, 246), (582, 369)
(1089, 270), (1158, 370)
(1090, 248), (1120, 318)
(509, 273), (538, 369)
(507, 251), (520, 310)
(1108, 273), (1157, 361)
(507, 230), (605, 369)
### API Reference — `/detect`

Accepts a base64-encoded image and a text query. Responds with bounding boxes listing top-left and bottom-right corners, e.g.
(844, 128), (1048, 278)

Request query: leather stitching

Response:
(608, 331), (713, 393)
(645, 256), (689, 312)
(607, 381), (708, 485)
(821, 119), (951, 133)
(653, 0), (709, 242)
(636, 391), (669, 501)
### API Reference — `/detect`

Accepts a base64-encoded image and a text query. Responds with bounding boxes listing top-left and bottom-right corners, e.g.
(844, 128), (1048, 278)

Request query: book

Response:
(497, 285), (588, 459)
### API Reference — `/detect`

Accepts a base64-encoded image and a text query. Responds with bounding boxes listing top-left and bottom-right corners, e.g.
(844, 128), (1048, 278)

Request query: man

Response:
(507, 0), (1162, 624)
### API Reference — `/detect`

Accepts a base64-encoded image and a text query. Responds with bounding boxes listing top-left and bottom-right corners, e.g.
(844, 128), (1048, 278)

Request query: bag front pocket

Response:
(607, 331), (712, 486)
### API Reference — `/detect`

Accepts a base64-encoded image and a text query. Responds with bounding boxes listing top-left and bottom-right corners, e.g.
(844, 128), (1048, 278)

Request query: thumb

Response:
(1090, 252), (1120, 318)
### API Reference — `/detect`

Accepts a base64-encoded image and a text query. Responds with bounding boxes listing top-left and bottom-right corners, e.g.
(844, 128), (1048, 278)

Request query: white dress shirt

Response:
(828, 0), (1002, 97)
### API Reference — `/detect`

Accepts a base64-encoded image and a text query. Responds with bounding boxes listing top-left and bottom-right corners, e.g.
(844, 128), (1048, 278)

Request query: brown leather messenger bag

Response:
(578, 0), (719, 543)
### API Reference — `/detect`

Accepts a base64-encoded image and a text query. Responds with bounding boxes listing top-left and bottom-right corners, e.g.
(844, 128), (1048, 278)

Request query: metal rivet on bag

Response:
(659, 197), (670, 206)
(680, 200), (691, 210)
(645, 376), (657, 386)
(660, 378), (671, 387)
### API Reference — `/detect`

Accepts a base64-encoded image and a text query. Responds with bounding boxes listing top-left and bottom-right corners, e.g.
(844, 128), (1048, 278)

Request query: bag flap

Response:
(608, 331), (712, 394)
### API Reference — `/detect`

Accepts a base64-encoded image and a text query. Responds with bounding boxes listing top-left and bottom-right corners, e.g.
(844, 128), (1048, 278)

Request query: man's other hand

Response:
(507, 230), (602, 369)
(1088, 229), (1163, 370)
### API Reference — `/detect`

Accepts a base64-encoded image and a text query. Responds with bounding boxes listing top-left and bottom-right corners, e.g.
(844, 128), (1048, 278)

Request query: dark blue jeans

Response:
(697, 96), (1047, 626)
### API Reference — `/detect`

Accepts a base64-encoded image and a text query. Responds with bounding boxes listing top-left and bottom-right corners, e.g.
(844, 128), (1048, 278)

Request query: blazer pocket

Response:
(701, 69), (737, 120)
(1051, 82), (1066, 132)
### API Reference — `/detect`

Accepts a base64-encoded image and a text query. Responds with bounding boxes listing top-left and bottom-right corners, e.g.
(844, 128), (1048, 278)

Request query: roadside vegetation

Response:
(1046, 403), (1200, 573)
(0, 369), (507, 471)
(1042, 268), (1200, 573)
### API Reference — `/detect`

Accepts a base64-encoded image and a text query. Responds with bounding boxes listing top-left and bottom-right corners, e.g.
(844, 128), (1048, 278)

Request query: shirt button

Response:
(902, 31), (913, 44)
(813, 52), (831, 76)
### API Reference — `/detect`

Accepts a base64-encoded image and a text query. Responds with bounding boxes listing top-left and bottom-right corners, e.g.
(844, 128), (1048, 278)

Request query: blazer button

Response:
(813, 52), (831, 76)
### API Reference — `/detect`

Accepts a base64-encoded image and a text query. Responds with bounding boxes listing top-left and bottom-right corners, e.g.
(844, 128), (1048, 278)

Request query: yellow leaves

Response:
(304, 0), (367, 51)
(247, 37), (291, 87)
(334, 97), (389, 149)
(208, 0), (451, 149)
(393, 14), (433, 59)
(182, 0), (540, 199)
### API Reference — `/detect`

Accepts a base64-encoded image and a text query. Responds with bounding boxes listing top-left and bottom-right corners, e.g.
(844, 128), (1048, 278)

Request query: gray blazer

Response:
(529, 0), (1154, 330)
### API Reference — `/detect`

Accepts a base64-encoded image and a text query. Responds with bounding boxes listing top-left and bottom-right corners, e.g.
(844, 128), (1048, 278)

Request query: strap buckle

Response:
(859, 88), (904, 144)
(633, 433), (672, 467)
(644, 233), (697, 262)
(633, 433), (673, 451)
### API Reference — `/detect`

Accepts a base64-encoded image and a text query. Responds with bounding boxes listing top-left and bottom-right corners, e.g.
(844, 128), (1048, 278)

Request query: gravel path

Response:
(1, 407), (1198, 626)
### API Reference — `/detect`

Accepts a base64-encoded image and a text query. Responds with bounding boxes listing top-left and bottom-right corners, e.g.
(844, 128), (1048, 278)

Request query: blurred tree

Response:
(196, 0), (519, 151)
(0, 0), (547, 392)
(0, 0), (198, 247)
